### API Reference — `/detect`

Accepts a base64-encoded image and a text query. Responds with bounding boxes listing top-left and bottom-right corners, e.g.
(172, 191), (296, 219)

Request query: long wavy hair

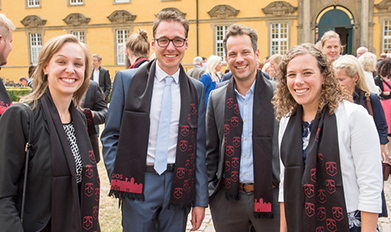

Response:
(272, 43), (351, 120)
(21, 34), (92, 108)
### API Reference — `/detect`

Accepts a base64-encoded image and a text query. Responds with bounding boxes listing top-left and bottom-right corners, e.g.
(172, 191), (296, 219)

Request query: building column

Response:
(302, 0), (311, 43)
(361, 0), (369, 47)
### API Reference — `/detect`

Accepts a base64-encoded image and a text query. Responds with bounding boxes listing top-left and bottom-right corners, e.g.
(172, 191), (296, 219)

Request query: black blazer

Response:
(91, 66), (111, 100)
(83, 80), (108, 162)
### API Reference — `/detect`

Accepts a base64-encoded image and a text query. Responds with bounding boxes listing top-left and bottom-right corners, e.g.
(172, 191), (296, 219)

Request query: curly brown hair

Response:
(377, 58), (391, 79)
(272, 43), (352, 120)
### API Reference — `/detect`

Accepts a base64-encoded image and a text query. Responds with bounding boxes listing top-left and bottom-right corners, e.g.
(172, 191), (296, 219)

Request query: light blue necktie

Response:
(154, 76), (174, 175)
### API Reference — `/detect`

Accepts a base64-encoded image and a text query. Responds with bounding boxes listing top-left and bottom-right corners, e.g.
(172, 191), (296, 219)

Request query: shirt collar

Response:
(234, 79), (256, 98)
(155, 61), (180, 84)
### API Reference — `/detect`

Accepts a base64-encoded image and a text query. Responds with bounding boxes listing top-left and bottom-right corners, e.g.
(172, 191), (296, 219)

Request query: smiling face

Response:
(335, 68), (357, 95)
(43, 42), (85, 101)
(225, 34), (260, 83)
(322, 38), (341, 62)
(152, 20), (188, 75)
(287, 53), (325, 114)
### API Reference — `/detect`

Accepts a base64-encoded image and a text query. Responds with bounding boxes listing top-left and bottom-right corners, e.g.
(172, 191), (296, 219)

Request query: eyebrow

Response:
(54, 54), (84, 60)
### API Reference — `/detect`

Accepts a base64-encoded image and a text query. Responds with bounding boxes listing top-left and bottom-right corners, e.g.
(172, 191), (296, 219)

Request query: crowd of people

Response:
(0, 9), (390, 232)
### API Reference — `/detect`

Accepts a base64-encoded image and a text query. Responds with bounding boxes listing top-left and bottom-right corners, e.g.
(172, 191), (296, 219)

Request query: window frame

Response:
(26, 0), (40, 8)
(115, 29), (130, 65)
(113, 0), (130, 3)
(69, 0), (84, 6)
(269, 22), (289, 56)
(382, 20), (391, 53)
(29, 33), (42, 65)
(71, 31), (86, 43)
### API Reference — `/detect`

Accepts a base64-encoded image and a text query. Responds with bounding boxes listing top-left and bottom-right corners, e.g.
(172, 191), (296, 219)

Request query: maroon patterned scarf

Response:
(110, 60), (199, 208)
(223, 73), (275, 218)
(0, 79), (12, 117)
(280, 105), (349, 231)
(41, 91), (100, 231)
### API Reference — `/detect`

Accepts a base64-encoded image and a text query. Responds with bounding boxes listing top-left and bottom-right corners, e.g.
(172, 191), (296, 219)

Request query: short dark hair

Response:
(153, 10), (189, 38)
(223, 24), (258, 56)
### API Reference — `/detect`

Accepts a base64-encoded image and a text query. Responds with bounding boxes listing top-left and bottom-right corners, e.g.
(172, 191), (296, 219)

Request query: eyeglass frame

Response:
(154, 37), (187, 48)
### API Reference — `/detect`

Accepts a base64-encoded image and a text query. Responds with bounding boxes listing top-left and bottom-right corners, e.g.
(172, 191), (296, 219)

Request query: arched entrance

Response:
(316, 6), (355, 54)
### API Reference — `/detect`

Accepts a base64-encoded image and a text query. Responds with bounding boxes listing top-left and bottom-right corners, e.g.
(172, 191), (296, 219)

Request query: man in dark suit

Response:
(101, 10), (208, 232)
(205, 24), (280, 232)
(80, 80), (108, 163)
(91, 54), (111, 101)
(186, 56), (206, 80)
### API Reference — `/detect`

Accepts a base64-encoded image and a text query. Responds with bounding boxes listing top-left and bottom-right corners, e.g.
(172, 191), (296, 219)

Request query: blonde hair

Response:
(206, 55), (222, 82)
(272, 43), (351, 120)
(358, 52), (377, 72)
(21, 34), (92, 108)
(262, 62), (271, 73)
(0, 14), (15, 41)
(269, 54), (283, 67)
(334, 55), (369, 92)
(320, 30), (341, 48)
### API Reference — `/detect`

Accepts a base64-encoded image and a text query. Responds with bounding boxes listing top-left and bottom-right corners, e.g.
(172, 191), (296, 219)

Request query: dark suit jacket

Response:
(83, 80), (108, 162)
(205, 76), (280, 197)
(101, 66), (209, 207)
(91, 66), (111, 100)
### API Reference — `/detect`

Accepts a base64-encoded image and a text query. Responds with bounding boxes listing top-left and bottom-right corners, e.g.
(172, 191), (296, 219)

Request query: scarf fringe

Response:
(225, 192), (240, 201)
(109, 190), (144, 201)
(254, 212), (274, 219)
(168, 201), (193, 211)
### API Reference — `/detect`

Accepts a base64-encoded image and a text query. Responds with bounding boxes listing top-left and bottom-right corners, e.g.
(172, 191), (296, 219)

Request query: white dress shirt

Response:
(147, 61), (181, 165)
(278, 100), (382, 214)
(93, 69), (100, 84)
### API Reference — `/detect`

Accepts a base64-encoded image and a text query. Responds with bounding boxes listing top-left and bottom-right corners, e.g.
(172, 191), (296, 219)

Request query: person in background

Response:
(199, 55), (222, 107)
(356, 46), (368, 58)
(91, 54), (111, 101)
(262, 62), (275, 80)
(80, 80), (108, 163)
(202, 56), (207, 69)
(358, 52), (381, 94)
(269, 54), (283, 81)
(101, 10), (208, 232)
(375, 59), (391, 156)
(187, 56), (206, 80)
(274, 43), (382, 232)
(320, 30), (341, 62)
(0, 34), (100, 231)
(0, 14), (15, 117)
(125, 29), (150, 69)
(19, 76), (28, 87)
(334, 55), (389, 220)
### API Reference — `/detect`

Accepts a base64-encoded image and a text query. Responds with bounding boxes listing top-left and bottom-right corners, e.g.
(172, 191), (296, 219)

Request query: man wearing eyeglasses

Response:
(101, 10), (208, 232)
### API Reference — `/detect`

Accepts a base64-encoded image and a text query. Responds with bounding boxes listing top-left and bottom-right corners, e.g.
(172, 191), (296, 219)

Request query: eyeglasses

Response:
(155, 37), (187, 47)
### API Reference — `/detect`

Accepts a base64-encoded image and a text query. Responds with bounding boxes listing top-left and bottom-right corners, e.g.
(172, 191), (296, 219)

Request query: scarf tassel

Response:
(109, 190), (145, 201)
(225, 192), (240, 201)
(168, 202), (194, 211)
(254, 212), (274, 219)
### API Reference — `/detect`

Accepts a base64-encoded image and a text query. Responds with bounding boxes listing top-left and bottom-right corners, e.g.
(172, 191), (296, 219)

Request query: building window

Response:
(270, 23), (288, 55)
(383, 20), (391, 53)
(215, 25), (228, 61)
(115, 0), (130, 3)
(70, 0), (83, 5)
(30, 33), (42, 65)
(27, 0), (40, 7)
(116, 29), (129, 65)
(71, 31), (85, 43)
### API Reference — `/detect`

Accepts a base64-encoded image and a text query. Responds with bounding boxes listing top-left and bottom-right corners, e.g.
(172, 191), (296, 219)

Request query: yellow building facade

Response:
(0, 0), (389, 83)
